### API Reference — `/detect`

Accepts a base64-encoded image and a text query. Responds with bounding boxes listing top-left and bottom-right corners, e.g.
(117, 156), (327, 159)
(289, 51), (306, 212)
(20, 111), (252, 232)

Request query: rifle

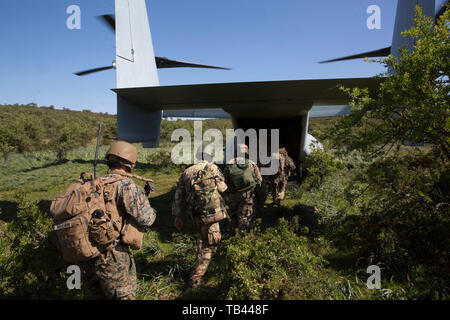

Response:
(94, 124), (102, 179)
(116, 171), (156, 195)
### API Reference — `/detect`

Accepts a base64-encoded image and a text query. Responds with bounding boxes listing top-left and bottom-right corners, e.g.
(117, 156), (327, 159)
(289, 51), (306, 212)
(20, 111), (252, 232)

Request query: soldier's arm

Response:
(172, 181), (186, 217)
(119, 181), (156, 228)
(211, 165), (228, 193)
(251, 162), (263, 184)
(172, 176), (188, 231)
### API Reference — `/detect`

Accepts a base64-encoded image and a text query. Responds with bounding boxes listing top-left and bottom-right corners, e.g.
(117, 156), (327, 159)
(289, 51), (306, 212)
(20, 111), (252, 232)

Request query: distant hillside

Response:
(0, 103), (337, 160)
(0, 104), (117, 158)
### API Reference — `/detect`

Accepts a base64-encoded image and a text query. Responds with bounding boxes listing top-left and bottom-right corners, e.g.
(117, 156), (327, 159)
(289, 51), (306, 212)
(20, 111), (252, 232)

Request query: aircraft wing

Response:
(113, 77), (382, 118)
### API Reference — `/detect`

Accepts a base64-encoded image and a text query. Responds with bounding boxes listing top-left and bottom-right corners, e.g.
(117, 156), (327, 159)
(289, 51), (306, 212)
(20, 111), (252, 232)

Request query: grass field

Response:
(0, 115), (446, 300)
(0, 129), (380, 300)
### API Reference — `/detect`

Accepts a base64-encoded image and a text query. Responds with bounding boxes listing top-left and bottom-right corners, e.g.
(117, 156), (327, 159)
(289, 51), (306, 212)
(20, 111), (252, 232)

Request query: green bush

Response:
(303, 143), (345, 188)
(326, 152), (450, 298)
(0, 192), (78, 299)
(217, 219), (342, 299)
(50, 122), (90, 162)
(322, 6), (450, 299)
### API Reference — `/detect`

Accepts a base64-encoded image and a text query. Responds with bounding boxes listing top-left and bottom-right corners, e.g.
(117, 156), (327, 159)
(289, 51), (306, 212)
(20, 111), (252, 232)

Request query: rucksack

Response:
(226, 158), (258, 192)
(50, 172), (127, 263)
(190, 164), (227, 224)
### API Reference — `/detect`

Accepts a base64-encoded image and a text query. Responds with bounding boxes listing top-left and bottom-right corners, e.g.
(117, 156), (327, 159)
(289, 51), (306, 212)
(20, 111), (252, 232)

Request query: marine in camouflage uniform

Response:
(224, 144), (262, 232)
(83, 141), (156, 300)
(264, 147), (296, 206)
(172, 146), (227, 287)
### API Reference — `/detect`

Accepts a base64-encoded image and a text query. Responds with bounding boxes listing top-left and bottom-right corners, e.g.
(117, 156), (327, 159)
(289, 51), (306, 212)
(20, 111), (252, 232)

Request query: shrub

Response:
(217, 219), (342, 299)
(50, 122), (90, 162)
(327, 152), (450, 298)
(0, 192), (78, 299)
(303, 143), (345, 188)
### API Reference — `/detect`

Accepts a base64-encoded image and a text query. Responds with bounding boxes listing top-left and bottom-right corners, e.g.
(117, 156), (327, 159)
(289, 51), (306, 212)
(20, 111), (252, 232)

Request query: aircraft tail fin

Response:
(115, 0), (161, 147)
(115, 0), (159, 88)
(391, 0), (435, 58)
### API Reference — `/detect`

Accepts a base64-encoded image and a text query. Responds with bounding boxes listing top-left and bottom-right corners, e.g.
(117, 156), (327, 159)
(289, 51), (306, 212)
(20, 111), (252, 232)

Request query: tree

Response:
(325, 6), (450, 297)
(328, 5), (449, 162)
(51, 122), (90, 162)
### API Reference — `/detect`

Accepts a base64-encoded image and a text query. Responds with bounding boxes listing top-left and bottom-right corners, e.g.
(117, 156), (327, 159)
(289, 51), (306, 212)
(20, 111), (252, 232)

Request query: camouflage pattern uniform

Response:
(83, 174), (156, 300)
(172, 160), (227, 286)
(254, 177), (268, 218)
(265, 148), (296, 205)
(225, 157), (263, 232)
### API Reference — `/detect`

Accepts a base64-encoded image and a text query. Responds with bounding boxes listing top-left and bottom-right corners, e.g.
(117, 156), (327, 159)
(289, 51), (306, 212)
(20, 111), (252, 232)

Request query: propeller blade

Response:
(155, 57), (231, 70)
(321, 2), (449, 64)
(319, 46), (391, 64)
(74, 66), (114, 76)
(98, 14), (115, 32)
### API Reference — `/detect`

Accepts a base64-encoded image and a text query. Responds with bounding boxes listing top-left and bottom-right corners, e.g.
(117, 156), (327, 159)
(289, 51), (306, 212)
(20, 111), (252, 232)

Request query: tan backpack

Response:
(50, 172), (134, 262)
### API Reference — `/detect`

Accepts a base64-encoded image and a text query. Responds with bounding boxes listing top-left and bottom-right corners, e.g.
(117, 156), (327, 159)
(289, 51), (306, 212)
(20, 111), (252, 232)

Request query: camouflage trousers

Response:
(254, 181), (267, 218)
(227, 189), (255, 232)
(191, 217), (221, 286)
(82, 244), (137, 300)
(269, 174), (288, 203)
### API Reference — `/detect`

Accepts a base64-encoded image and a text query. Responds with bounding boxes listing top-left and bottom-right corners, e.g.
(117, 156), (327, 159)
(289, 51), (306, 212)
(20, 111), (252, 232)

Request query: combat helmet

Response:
(106, 141), (137, 171)
(237, 143), (249, 155)
(195, 142), (216, 163)
(225, 136), (249, 158)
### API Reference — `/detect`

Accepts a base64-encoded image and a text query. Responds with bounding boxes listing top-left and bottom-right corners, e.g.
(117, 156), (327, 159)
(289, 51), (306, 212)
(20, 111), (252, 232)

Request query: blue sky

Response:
(0, 0), (445, 114)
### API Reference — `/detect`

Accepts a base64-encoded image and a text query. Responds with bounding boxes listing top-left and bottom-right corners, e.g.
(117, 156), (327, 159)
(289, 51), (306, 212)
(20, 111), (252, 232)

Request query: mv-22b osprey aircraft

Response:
(75, 0), (446, 176)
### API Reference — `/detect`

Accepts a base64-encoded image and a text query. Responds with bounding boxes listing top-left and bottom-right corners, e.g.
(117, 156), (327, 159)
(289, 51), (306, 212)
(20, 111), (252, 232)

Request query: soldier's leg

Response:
(227, 193), (241, 229)
(190, 221), (221, 286)
(81, 259), (106, 300)
(237, 191), (254, 232)
(94, 245), (137, 300)
(254, 182), (267, 218)
(270, 181), (278, 204)
(278, 179), (287, 201)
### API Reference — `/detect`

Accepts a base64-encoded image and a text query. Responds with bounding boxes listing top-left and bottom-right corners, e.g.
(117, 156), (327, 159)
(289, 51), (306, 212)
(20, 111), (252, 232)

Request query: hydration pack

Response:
(226, 158), (258, 192)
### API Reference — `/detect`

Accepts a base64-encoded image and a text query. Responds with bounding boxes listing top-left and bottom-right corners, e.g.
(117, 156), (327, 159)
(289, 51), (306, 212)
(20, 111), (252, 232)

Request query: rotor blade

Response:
(98, 14), (115, 32)
(319, 46), (391, 64)
(155, 57), (231, 70)
(74, 66), (114, 76)
(435, 1), (449, 23)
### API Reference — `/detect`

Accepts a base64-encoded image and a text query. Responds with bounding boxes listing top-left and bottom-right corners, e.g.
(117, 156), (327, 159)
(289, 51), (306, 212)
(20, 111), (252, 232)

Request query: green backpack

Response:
(227, 158), (257, 192)
(190, 164), (227, 222)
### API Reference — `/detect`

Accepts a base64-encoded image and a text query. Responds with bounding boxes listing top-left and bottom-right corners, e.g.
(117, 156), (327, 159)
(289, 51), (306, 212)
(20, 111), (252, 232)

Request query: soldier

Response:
(83, 141), (156, 300)
(172, 145), (228, 287)
(224, 143), (262, 232)
(265, 147), (296, 206)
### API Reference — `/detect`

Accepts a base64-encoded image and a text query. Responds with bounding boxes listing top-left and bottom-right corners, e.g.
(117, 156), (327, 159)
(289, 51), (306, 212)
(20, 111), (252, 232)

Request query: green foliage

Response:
(0, 124), (16, 160)
(0, 192), (78, 299)
(333, 153), (449, 286)
(146, 150), (175, 167)
(50, 122), (90, 162)
(0, 115), (45, 155)
(217, 219), (342, 299)
(303, 142), (345, 188)
(0, 104), (116, 158)
(323, 6), (450, 299)
(328, 6), (449, 161)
